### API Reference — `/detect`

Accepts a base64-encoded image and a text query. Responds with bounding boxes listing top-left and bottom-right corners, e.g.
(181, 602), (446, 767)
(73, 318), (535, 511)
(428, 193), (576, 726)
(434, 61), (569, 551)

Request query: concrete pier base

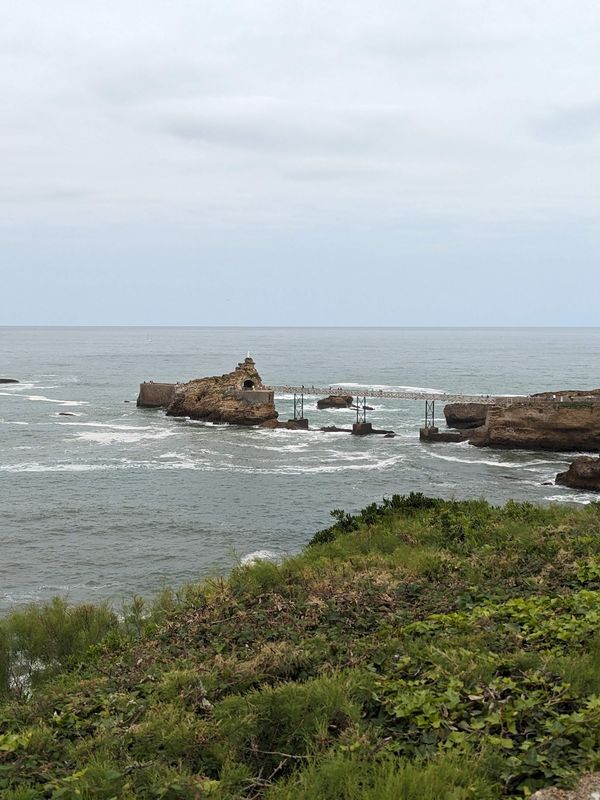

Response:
(287, 418), (309, 429)
(352, 422), (373, 436)
(419, 426), (468, 443)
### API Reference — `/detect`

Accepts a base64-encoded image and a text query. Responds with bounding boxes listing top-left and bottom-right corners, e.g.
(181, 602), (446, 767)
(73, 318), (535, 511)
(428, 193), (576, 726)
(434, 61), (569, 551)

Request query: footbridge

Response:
(267, 385), (522, 404)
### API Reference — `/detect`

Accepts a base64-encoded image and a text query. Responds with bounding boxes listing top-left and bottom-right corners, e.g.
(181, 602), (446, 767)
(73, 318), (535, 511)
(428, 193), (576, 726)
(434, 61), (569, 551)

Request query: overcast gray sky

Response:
(2, 0), (599, 325)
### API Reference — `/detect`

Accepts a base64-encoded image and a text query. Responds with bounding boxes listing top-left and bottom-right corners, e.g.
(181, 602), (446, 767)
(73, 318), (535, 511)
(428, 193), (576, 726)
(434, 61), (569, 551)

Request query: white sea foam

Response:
(0, 382), (35, 391)
(0, 419), (29, 425)
(544, 494), (597, 505)
(74, 429), (176, 444)
(0, 392), (88, 406)
(254, 443), (310, 453)
(57, 421), (155, 430)
(0, 462), (112, 473)
(427, 452), (560, 469)
(1, 450), (404, 475)
(241, 550), (280, 565)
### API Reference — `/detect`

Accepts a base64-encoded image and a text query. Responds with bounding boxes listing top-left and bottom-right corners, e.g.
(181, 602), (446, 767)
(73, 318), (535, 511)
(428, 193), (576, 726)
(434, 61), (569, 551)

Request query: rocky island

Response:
(443, 392), (600, 453)
(165, 357), (278, 426)
(317, 394), (353, 409)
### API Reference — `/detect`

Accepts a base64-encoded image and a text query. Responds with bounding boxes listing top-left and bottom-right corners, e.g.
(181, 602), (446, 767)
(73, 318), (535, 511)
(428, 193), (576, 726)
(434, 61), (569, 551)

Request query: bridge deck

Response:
(266, 386), (522, 404)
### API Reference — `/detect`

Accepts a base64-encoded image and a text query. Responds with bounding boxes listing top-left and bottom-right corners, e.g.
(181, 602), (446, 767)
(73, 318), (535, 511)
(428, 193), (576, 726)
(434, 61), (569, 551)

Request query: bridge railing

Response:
(266, 386), (519, 404)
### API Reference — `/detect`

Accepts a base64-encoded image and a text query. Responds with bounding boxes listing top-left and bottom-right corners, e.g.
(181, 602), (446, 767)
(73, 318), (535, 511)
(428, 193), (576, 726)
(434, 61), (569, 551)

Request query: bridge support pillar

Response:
(352, 422), (373, 436)
(288, 417), (309, 429)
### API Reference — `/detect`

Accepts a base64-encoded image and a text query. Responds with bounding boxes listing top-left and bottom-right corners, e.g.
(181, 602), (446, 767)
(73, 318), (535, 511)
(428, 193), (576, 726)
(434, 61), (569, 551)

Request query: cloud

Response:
(157, 98), (413, 158)
(2, 0), (600, 231)
(533, 102), (600, 143)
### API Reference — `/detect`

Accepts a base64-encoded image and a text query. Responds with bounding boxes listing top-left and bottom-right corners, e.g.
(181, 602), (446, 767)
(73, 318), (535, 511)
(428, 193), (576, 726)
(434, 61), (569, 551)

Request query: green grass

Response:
(1, 494), (600, 798)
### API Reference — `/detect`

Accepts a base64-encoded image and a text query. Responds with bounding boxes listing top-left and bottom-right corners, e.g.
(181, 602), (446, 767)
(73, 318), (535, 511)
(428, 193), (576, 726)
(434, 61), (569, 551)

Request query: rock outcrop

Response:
(468, 400), (600, 452)
(532, 389), (600, 401)
(166, 358), (277, 426)
(531, 772), (600, 799)
(0, 378), (18, 384)
(260, 419), (307, 430)
(444, 402), (492, 429)
(317, 395), (353, 409)
(556, 457), (600, 491)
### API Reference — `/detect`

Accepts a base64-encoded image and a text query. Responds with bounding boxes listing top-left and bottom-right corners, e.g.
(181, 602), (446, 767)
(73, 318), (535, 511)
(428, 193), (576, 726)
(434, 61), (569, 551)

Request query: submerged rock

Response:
(0, 378), (19, 384)
(317, 395), (353, 409)
(556, 456), (600, 491)
(166, 357), (277, 426)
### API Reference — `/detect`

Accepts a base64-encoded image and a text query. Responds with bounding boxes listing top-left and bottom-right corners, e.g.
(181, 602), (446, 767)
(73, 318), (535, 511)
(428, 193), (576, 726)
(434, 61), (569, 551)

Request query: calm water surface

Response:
(1, 327), (599, 612)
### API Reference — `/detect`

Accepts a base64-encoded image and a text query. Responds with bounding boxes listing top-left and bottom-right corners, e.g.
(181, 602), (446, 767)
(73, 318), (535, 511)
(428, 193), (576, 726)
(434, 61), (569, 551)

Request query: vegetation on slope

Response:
(1, 495), (600, 798)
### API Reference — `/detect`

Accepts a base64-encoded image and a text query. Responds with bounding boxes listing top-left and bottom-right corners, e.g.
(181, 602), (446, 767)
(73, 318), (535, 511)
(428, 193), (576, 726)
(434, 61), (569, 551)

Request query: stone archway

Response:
(243, 379), (254, 389)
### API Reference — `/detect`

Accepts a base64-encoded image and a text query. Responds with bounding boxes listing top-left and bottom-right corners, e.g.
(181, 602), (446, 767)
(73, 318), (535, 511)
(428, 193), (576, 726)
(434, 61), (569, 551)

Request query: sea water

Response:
(1, 326), (599, 612)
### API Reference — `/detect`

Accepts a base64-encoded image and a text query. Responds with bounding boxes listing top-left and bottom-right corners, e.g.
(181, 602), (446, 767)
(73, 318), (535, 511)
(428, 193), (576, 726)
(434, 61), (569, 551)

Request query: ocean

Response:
(1, 326), (599, 613)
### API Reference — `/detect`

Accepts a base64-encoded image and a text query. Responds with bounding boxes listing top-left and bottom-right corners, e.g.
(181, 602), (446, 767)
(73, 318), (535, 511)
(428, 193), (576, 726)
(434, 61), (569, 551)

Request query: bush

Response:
(0, 598), (118, 695)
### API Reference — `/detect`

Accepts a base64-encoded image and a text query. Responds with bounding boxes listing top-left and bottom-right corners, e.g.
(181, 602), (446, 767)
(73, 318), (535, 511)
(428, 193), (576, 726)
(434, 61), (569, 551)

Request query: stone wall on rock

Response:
(137, 382), (177, 408)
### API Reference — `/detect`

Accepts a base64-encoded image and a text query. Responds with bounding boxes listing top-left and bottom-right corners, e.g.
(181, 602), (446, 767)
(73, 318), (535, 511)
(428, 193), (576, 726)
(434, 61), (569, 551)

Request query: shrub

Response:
(0, 598), (118, 695)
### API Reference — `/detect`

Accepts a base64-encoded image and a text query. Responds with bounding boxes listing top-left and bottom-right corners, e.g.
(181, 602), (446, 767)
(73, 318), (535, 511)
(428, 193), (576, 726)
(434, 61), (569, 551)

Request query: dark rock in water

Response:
(58, 412), (76, 416)
(420, 427), (469, 443)
(124, 400), (130, 403)
(317, 395), (353, 409)
(350, 404), (374, 411)
(541, 480), (554, 486)
(444, 402), (491, 429)
(261, 419), (308, 430)
(166, 357), (277, 426)
(383, 432), (396, 438)
(320, 425), (352, 433)
(556, 456), (600, 491)
(0, 378), (19, 384)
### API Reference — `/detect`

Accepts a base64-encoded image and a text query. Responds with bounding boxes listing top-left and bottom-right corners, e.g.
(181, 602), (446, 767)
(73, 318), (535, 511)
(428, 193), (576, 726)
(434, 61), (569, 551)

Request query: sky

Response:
(2, 0), (600, 325)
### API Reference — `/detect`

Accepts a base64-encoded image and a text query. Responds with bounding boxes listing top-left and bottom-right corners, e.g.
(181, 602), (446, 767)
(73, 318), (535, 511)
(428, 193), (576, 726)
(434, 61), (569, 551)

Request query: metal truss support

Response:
(424, 399), (435, 429)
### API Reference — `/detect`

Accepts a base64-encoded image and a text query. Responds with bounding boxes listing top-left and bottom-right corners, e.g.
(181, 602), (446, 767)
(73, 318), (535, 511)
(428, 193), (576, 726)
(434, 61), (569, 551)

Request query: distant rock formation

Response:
(532, 389), (600, 401)
(467, 400), (600, 452)
(444, 402), (492, 429)
(166, 357), (277, 426)
(0, 378), (18, 384)
(317, 395), (353, 409)
(556, 457), (600, 491)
